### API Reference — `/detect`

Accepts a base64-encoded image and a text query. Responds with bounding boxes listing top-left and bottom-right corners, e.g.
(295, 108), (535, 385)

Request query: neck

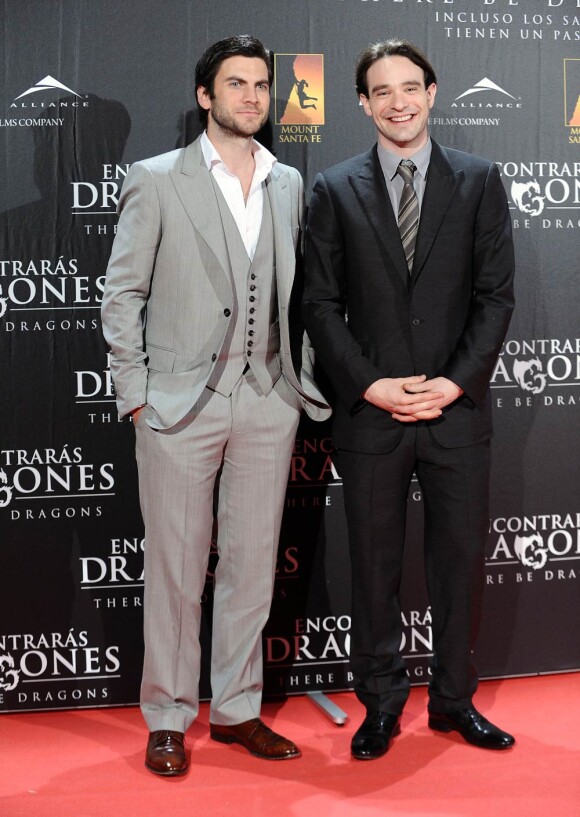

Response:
(379, 133), (429, 161)
(206, 123), (256, 177)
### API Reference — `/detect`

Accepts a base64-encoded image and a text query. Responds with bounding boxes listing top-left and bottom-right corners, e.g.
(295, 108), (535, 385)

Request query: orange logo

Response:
(275, 54), (325, 126)
(564, 59), (580, 126)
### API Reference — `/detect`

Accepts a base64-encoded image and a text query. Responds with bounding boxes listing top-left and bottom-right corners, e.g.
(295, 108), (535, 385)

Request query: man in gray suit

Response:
(101, 35), (329, 776)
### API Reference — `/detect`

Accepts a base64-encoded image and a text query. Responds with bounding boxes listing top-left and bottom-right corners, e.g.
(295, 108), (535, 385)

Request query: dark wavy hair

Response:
(195, 35), (273, 124)
(355, 39), (437, 98)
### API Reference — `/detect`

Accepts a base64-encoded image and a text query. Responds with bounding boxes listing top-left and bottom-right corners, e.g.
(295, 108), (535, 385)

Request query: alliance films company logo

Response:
(431, 76), (522, 129)
(4, 72), (127, 235)
(2, 75), (89, 128)
(274, 54), (325, 144)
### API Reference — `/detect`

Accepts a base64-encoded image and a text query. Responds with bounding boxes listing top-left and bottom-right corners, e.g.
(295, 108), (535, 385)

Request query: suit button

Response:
(250, 273), (256, 280)
(249, 318), (255, 324)
(249, 308), (255, 314)
(411, 318), (421, 326)
(247, 340), (253, 347)
(212, 353), (217, 361)
(249, 330), (255, 336)
(249, 296), (256, 302)
(247, 350), (252, 357)
(250, 285), (256, 291)
(223, 308), (231, 317)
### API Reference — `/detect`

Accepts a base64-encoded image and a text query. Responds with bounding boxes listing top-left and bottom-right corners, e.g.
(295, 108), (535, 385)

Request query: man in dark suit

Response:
(303, 39), (515, 759)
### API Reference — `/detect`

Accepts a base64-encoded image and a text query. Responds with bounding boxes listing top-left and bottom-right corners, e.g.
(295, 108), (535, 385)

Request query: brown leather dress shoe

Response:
(210, 718), (301, 760)
(145, 730), (188, 776)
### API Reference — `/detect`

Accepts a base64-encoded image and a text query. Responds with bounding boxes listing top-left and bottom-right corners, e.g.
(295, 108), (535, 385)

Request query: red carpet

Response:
(2, 673), (579, 817)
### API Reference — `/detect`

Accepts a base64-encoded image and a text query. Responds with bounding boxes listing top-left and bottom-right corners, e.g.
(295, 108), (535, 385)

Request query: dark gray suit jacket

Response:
(303, 140), (515, 453)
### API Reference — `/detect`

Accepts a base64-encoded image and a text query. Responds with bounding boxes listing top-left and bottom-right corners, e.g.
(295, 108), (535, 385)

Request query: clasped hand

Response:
(363, 374), (463, 423)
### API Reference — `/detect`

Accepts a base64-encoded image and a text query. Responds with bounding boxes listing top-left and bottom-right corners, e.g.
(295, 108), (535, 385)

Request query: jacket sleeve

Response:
(439, 162), (515, 405)
(303, 172), (384, 412)
(100, 162), (162, 418)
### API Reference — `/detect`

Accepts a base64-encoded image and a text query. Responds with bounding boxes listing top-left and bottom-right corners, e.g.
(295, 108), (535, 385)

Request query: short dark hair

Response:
(195, 35), (273, 124)
(355, 39), (437, 97)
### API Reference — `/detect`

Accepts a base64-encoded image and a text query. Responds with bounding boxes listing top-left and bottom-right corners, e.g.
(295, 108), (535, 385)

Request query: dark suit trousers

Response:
(337, 424), (490, 716)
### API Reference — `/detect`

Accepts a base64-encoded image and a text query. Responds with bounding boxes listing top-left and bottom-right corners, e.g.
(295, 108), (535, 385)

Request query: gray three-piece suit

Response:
(101, 136), (329, 732)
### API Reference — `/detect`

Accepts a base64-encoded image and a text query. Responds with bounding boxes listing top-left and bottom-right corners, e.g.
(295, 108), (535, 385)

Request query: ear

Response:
(359, 93), (372, 118)
(426, 83), (437, 110)
(197, 85), (211, 112)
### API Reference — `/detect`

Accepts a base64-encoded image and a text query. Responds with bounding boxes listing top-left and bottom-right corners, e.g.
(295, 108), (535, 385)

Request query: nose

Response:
(244, 85), (259, 104)
(390, 90), (406, 110)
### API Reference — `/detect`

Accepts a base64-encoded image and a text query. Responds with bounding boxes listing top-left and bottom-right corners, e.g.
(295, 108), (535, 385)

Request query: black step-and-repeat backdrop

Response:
(1, 0), (579, 713)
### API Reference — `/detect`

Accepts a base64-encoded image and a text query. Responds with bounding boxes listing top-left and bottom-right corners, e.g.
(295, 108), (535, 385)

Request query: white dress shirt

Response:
(200, 131), (277, 260)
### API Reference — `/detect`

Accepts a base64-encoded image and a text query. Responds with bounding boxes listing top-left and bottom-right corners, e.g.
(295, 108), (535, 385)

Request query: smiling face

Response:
(197, 55), (270, 140)
(360, 55), (436, 156)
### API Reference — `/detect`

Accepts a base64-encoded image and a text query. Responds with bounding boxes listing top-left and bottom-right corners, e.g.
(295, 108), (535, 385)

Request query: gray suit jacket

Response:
(101, 136), (330, 429)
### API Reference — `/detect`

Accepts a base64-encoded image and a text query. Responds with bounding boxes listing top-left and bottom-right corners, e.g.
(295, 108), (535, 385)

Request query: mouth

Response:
(389, 113), (414, 123)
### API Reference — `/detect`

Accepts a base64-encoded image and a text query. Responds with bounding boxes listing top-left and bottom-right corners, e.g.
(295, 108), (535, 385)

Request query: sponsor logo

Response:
(564, 58), (580, 144)
(432, 77), (521, 127)
(0, 653), (19, 691)
(512, 357), (548, 394)
(2, 75), (89, 128)
(0, 630), (119, 709)
(498, 160), (580, 230)
(514, 534), (549, 570)
(1, 446), (113, 521)
(264, 607), (433, 693)
(455, 77), (517, 103)
(81, 537), (145, 611)
(451, 77), (522, 110)
(75, 353), (120, 425)
(487, 513), (580, 586)
(14, 75), (83, 102)
(492, 337), (580, 407)
(275, 54), (325, 144)
(0, 257), (104, 332)
(72, 163), (129, 219)
(287, 436), (340, 509)
(510, 180), (545, 216)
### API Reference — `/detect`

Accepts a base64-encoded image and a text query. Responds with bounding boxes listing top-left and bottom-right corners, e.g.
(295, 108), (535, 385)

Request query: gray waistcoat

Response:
(206, 178), (281, 397)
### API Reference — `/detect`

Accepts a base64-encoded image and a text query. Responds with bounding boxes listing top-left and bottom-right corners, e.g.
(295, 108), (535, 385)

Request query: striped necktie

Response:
(396, 160), (419, 274)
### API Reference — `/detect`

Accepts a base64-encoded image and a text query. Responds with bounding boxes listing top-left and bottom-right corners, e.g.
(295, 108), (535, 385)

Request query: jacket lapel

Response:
(266, 164), (294, 308)
(348, 147), (409, 285)
(169, 138), (232, 301)
(411, 141), (462, 284)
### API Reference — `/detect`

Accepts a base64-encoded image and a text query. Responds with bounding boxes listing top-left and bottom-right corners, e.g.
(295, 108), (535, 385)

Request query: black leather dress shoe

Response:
(145, 730), (189, 776)
(351, 712), (401, 760)
(429, 705), (515, 750)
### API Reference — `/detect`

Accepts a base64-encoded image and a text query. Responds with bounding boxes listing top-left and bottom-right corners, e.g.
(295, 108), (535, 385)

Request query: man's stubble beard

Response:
(209, 99), (268, 140)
